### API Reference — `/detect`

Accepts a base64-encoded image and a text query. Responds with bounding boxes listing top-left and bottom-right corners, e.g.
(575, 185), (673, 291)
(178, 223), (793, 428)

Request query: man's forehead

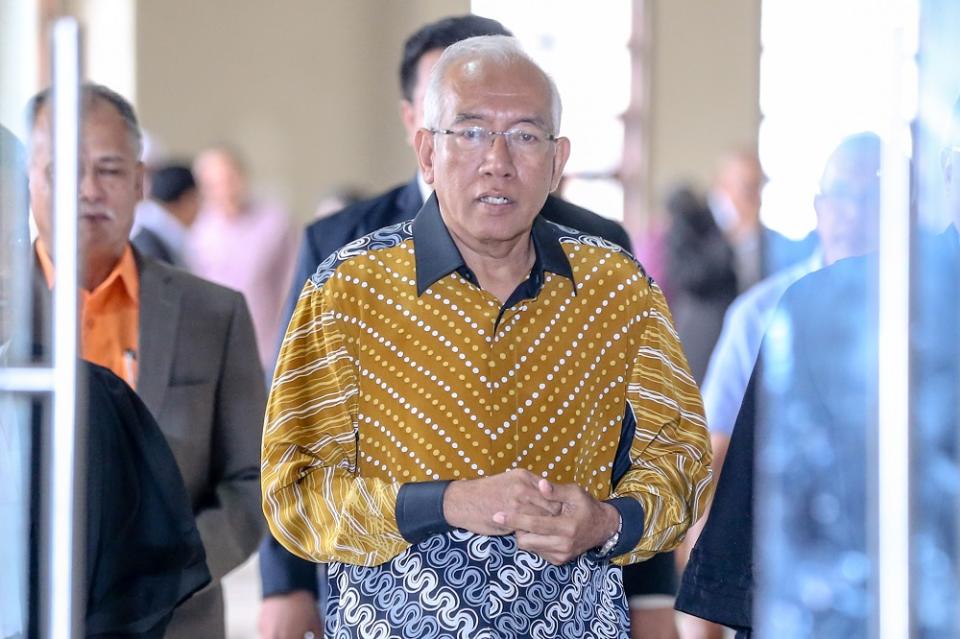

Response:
(444, 59), (551, 119)
(32, 99), (135, 156)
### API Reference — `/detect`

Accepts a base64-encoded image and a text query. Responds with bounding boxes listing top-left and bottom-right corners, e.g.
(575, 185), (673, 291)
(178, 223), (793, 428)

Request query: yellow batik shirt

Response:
(262, 197), (712, 568)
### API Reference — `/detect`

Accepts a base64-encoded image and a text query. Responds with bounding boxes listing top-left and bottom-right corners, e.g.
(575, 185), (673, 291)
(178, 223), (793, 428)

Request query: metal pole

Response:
(876, 1), (918, 636)
(45, 17), (85, 639)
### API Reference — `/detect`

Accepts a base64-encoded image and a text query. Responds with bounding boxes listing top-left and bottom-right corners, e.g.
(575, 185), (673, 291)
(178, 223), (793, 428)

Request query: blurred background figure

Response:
(663, 185), (739, 384)
(0, 122), (29, 639)
(709, 150), (818, 289)
(311, 186), (367, 220)
(663, 149), (819, 386)
(132, 163), (200, 267)
(708, 150), (766, 290)
(187, 146), (299, 369)
(675, 132), (881, 639)
(703, 132), (880, 482)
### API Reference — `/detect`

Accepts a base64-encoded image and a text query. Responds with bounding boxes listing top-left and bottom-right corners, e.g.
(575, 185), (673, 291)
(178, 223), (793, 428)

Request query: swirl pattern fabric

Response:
(324, 529), (629, 639)
(311, 221), (413, 289)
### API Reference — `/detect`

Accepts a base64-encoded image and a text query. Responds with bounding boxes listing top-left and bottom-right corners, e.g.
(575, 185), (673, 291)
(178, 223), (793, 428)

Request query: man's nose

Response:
(78, 165), (102, 201)
(480, 133), (516, 177)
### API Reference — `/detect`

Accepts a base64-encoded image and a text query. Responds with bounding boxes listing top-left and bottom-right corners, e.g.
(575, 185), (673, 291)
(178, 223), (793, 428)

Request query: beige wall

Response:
(135, 0), (468, 220)
(647, 0), (761, 212)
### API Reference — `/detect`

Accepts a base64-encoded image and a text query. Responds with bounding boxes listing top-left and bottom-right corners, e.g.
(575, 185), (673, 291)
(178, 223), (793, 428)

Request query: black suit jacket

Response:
(261, 178), (679, 600)
(81, 362), (212, 638)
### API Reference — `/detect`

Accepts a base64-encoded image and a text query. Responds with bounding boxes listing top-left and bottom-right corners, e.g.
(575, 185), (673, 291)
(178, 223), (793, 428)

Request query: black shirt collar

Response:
(412, 192), (575, 297)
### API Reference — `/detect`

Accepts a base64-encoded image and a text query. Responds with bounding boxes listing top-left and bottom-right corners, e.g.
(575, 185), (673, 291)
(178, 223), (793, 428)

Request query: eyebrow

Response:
(451, 112), (550, 129)
(93, 155), (129, 164)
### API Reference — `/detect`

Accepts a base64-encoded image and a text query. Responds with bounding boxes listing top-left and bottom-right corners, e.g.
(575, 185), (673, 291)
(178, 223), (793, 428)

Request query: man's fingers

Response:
(537, 477), (555, 498)
(514, 492), (562, 516)
(493, 510), (567, 536)
(515, 531), (577, 565)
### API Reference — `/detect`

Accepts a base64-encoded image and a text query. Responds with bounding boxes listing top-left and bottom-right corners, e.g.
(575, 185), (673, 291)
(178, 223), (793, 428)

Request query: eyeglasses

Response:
(430, 126), (557, 156)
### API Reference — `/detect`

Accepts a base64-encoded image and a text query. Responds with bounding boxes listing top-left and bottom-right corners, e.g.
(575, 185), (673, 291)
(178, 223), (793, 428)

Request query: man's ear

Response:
(415, 128), (436, 185)
(549, 137), (571, 192)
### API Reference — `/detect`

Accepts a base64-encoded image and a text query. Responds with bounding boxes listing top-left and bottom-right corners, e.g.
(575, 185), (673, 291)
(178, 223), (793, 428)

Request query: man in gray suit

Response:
(27, 83), (265, 638)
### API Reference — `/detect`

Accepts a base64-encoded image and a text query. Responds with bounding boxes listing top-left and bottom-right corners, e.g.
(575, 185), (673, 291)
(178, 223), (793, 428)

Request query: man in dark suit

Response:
(27, 84), (265, 639)
(261, 15), (677, 639)
(131, 164), (200, 267)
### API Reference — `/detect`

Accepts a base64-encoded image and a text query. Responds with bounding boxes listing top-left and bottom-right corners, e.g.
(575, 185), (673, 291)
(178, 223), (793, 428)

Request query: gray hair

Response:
(27, 82), (143, 158)
(422, 35), (562, 135)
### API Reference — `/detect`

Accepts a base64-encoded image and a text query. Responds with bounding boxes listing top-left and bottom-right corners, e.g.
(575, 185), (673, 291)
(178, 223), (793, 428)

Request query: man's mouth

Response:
(80, 210), (115, 222)
(478, 195), (513, 206)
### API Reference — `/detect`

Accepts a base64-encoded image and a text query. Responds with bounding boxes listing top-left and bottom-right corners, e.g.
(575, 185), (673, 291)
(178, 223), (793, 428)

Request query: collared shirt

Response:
(262, 195), (711, 639)
(36, 241), (140, 388)
(701, 253), (823, 436)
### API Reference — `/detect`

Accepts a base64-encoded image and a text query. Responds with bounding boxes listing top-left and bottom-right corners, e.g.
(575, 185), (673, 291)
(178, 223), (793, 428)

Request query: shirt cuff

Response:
(601, 496), (645, 559)
(396, 480), (454, 544)
(258, 534), (319, 598)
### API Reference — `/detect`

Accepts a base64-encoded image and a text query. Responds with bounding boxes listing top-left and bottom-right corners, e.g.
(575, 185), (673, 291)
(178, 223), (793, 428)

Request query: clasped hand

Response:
(442, 469), (620, 565)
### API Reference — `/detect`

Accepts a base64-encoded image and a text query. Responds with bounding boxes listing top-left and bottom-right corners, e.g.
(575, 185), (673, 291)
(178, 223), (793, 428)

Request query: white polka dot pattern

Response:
(262, 222), (712, 568)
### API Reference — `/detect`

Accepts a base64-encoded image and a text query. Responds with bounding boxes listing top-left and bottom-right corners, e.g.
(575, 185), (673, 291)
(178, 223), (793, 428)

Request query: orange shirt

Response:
(36, 241), (140, 388)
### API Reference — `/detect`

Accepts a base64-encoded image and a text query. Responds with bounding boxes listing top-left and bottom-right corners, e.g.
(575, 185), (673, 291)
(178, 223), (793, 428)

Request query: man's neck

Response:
(38, 237), (123, 291)
(449, 231), (536, 304)
(82, 253), (122, 291)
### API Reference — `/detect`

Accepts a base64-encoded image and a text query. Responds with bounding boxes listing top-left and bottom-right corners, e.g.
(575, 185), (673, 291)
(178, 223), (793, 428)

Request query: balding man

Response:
(262, 36), (711, 639)
(27, 84), (265, 639)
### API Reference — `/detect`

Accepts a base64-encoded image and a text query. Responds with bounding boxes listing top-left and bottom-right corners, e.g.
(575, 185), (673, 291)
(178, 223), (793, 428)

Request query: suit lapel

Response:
(136, 252), (181, 414)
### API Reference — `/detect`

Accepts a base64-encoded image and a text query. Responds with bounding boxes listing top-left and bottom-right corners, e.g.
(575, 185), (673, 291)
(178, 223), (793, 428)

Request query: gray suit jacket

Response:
(135, 252), (266, 638)
(29, 249), (266, 637)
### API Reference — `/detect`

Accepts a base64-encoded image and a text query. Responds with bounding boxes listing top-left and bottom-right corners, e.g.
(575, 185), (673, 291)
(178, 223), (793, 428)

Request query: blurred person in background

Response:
(701, 132), (880, 480)
(708, 150), (817, 290)
(260, 15), (681, 639)
(188, 146), (299, 370)
(311, 185), (367, 220)
(664, 185), (739, 384)
(132, 163), (200, 267)
(27, 84), (265, 639)
(664, 150), (818, 385)
(675, 132), (881, 639)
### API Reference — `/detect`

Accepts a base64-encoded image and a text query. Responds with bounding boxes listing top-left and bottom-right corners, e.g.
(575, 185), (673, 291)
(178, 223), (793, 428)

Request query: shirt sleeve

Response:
(701, 297), (754, 437)
(612, 280), (714, 565)
(261, 278), (409, 567)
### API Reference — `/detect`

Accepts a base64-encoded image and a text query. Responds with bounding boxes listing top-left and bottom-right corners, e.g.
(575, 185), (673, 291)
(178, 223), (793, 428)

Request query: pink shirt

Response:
(186, 200), (299, 369)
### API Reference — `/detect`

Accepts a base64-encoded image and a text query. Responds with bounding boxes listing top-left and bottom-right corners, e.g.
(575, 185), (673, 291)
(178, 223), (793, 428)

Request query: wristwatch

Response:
(596, 511), (623, 558)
